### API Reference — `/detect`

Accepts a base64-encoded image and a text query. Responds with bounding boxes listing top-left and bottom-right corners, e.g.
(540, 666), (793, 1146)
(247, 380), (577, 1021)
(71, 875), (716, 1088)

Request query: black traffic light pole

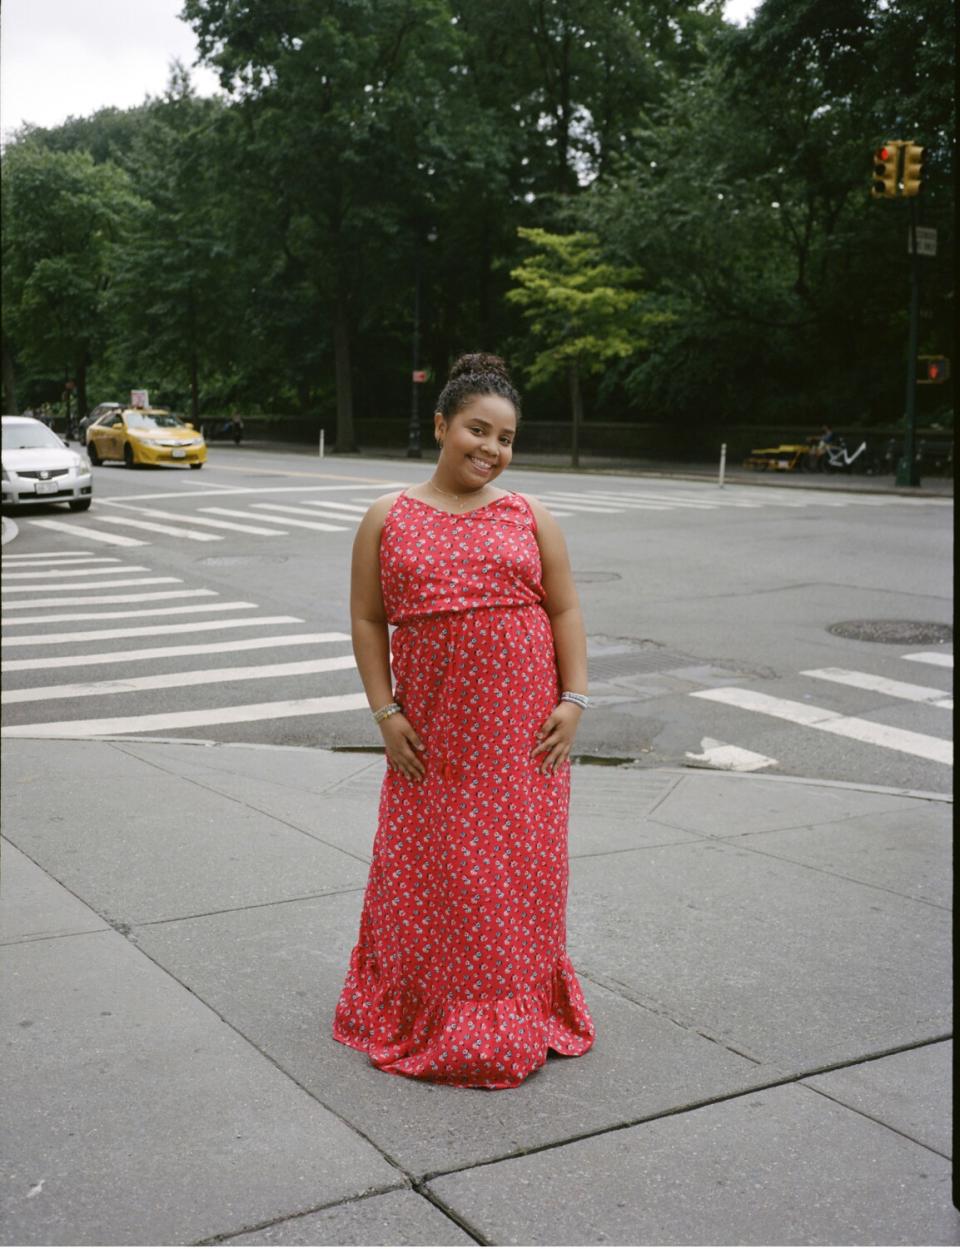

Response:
(896, 198), (921, 487)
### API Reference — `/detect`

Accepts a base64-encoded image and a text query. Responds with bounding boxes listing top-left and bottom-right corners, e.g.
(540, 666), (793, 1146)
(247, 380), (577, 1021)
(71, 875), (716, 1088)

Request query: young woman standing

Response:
(332, 353), (596, 1088)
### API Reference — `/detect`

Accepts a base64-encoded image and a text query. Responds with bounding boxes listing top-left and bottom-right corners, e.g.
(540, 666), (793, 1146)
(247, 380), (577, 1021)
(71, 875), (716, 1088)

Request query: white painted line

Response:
(529, 497), (637, 514)
(903, 652), (953, 669)
(109, 507), (289, 536)
(250, 502), (360, 524)
(3, 601), (257, 626)
(801, 667), (953, 708)
(2, 615), (303, 648)
(95, 515), (223, 542)
(1, 556), (121, 568)
(690, 687), (952, 766)
(99, 482), (411, 503)
(2, 550), (103, 560)
(684, 738), (778, 771)
(3, 577), (182, 594)
(2, 632), (349, 672)
(299, 500), (369, 514)
(202, 507), (346, 533)
(1, 691), (371, 738)
(3, 654), (358, 704)
(541, 491), (712, 511)
(27, 519), (147, 546)
(3, 564), (150, 579)
(2, 589), (217, 610)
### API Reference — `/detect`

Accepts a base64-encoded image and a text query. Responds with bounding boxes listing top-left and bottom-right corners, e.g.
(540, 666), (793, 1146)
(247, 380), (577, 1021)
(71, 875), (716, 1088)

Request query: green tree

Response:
(506, 226), (667, 462)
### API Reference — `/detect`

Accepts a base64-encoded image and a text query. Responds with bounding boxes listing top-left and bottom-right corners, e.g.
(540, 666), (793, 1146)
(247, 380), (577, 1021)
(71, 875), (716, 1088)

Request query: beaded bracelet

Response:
(560, 691), (590, 710)
(372, 701), (402, 724)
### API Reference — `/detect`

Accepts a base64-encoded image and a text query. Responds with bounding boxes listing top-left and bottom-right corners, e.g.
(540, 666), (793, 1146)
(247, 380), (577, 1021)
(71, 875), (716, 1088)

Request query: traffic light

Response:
(917, 356), (951, 384)
(871, 141), (901, 198)
(901, 142), (926, 196)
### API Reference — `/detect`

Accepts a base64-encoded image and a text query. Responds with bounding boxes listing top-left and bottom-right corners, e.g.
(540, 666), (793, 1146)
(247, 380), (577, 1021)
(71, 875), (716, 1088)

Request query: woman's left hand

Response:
(531, 701), (582, 774)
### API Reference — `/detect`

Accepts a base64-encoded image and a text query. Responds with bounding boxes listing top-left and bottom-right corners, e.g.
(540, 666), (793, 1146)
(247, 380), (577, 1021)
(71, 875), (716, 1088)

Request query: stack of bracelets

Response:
(371, 692), (589, 722)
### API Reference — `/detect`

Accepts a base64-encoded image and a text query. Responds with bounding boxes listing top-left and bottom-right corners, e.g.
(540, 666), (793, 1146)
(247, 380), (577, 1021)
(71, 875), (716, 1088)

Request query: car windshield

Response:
(1, 422), (65, 450)
(125, 412), (184, 430)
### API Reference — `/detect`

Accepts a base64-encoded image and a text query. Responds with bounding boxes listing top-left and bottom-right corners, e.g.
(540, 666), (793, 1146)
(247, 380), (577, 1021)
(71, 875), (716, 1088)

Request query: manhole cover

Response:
(828, 619), (952, 645)
(198, 554), (289, 566)
(574, 570), (621, 584)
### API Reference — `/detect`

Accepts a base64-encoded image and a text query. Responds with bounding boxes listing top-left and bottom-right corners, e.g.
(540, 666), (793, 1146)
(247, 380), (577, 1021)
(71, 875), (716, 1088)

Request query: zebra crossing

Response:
(13, 482), (949, 548)
(1, 549), (366, 739)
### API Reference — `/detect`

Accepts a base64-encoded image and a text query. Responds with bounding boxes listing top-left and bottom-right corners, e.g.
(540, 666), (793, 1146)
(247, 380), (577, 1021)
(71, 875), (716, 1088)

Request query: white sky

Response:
(1, 0), (761, 144)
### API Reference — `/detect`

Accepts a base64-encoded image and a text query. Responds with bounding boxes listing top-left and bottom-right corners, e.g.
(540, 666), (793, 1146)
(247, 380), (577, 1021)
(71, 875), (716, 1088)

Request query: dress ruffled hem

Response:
(332, 949), (595, 1089)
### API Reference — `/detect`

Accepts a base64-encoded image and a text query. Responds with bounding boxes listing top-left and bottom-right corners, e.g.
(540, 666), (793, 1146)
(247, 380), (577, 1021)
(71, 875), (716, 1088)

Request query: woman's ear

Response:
(434, 413), (446, 448)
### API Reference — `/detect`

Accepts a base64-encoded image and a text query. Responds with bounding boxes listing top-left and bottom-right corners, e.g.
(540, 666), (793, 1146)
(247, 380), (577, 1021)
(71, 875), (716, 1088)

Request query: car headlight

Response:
(72, 452), (91, 469)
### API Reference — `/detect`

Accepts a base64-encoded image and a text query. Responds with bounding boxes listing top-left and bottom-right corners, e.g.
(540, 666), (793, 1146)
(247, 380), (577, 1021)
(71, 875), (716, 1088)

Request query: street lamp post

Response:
(408, 226), (437, 459)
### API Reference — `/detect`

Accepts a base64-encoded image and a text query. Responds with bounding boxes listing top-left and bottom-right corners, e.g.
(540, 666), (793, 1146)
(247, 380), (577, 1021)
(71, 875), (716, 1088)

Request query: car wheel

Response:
(87, 442), (100, 466)
(123, 443), (136, 469)
(189, 462), (204, 470)
(68, 499), (92, 512)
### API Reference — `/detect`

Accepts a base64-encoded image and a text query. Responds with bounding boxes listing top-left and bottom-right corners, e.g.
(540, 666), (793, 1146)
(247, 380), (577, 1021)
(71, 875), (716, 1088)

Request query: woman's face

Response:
(435, 394), (517, 487)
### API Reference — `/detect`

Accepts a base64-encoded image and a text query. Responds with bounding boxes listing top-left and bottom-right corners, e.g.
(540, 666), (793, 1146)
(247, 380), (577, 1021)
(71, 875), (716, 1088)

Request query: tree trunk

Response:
(333, 293), (357, 453)
(2, 335), (17, 413)
(568, 356), (583, 469)
(75, 355), (88, 420)
(189, 350), (200, 425)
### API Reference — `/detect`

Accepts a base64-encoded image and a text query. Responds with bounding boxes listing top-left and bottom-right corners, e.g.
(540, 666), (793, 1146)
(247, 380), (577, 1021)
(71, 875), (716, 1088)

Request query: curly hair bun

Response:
(448, 352), (512, 383)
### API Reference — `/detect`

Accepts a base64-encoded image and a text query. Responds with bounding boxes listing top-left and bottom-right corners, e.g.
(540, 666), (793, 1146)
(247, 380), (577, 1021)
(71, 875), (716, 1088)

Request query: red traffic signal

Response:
(917, 356), (951, 384)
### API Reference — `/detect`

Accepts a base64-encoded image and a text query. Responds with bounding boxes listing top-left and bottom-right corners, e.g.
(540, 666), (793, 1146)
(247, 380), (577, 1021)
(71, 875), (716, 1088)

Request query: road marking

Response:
(250, 502), (360, 524)
(538, 491), (700, 511)
(2, 615), (303, 648)
(586, 490), (762, 510)
(526, 496), (633, 514)
(95, 515), (223, 542)
(106, 506), (290, 536)
(1, 691), (371, 738)
(2, 550), (107, 560)
(3, 564), (150, 579)
(1, 556), (122, 568)
(801, 667), (953, 708)
(3, 576), (182, 594)
(3, 654), (358, 704)
(299, 500), (369, 514)
(2, 601), (257, 626)
(97, 482), (410, 503)
(201, 506), (346, 532)
(2, 589), (218, 610)
(691, 687), (952, 766)
(684, 739), (778, 771)
(26, 519), (147, 546)
(2, 632), (349, 672)
(903, 652), (953, 669)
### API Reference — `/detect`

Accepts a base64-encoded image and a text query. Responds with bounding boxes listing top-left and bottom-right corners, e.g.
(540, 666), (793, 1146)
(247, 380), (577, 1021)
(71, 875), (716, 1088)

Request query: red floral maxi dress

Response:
(332, 488), (596, 1089)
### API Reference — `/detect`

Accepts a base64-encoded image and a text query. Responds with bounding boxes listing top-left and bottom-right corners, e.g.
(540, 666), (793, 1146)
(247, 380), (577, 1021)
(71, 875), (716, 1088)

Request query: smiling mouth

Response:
(468, 456), (496, 471)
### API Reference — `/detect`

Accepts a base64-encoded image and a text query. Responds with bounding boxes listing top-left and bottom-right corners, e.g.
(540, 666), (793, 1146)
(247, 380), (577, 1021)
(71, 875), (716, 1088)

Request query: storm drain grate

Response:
(586, 636), (701, 682)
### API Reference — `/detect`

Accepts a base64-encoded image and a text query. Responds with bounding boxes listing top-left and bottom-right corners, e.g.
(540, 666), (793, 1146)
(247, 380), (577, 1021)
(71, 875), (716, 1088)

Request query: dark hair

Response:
(435, 352), (521, 423)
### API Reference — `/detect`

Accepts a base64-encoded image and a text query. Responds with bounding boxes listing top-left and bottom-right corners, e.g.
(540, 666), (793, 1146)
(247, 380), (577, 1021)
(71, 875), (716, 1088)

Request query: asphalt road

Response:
(2, 445), (953, 794)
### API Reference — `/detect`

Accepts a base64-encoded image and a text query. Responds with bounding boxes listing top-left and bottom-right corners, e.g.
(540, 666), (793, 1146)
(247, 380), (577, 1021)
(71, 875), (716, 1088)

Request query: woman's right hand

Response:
(380, 713), (426, 781)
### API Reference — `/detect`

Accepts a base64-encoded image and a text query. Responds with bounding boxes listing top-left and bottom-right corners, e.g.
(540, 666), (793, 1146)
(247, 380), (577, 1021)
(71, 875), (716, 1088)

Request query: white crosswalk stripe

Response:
(2, 589), (217, 610)
(2, 615), (303, 648)
(94, 514), (223, 542)
(2, 601), (257, 626)
(3, 564), (150, 580)
(300, 500), (369, 514)
(2, 654), (358, 704)
(1, 692), (371, 738)
(904, 652), (953, 669)
(2, 549), (106, 560)
(690, 686), (952, 766)
(3, 576), (182, 594)
(0, 556), (122, 569)
(200, 506), (347, 532)
(3, 633), (349, 672)
(106, 506), (289, 536)
(250, 502), (360, 524)
(26, 519), (147, 546)
(801, 667), (952, 709)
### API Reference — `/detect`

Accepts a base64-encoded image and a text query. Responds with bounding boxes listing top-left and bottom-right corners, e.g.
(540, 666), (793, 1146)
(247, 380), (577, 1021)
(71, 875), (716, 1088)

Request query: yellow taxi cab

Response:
(86, 407), (207, 469)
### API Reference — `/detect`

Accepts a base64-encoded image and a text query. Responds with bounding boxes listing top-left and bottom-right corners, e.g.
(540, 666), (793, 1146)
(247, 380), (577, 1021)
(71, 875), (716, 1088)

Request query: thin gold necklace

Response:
(426, 477), (491, 510)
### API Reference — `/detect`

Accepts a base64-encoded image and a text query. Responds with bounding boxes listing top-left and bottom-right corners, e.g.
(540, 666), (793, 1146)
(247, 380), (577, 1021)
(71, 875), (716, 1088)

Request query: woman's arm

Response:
(524, 495), (588, 772)
(350, 494), (426, 781)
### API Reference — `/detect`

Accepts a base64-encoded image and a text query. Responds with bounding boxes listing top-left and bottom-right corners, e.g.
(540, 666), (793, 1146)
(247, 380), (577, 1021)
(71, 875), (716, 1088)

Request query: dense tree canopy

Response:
(2, 0), (953, 443)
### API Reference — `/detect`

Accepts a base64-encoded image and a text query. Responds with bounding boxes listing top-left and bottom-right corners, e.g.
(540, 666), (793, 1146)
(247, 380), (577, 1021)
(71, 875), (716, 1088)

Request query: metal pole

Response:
(896, 198), (921, 487)
(319, 428), (325, 459)
(718, 443), (727, 487)
(407, 233), (423, 459)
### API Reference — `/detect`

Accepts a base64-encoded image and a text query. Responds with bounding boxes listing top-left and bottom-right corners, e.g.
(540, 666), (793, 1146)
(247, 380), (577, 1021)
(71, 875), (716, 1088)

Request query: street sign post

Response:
(907, 226), (937, 256)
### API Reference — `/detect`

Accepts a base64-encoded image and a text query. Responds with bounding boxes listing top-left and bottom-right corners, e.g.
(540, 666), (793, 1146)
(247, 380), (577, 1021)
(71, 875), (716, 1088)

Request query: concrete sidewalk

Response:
(1, 737), (954, 1245)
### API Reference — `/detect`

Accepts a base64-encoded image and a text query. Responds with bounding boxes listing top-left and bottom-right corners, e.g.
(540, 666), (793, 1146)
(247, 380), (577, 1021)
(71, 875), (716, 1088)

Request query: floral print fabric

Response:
(332, 490), (596, 1088)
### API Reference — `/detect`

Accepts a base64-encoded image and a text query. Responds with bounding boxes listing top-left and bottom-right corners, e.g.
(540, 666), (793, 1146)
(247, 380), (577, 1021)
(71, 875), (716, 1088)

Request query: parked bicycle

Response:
(801, 434), (868, 474)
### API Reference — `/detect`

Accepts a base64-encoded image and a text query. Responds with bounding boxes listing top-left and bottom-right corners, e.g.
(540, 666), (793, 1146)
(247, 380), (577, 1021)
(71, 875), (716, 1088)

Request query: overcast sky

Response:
(1, 0), (761, 144)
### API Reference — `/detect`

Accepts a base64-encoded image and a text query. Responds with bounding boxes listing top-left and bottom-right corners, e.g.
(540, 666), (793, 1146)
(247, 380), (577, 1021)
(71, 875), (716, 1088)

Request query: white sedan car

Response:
(1, 415), (93, 511)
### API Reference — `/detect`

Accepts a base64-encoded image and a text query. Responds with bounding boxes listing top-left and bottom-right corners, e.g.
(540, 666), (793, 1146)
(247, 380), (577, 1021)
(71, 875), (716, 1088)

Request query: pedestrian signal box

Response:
(917, 356), (950, 384)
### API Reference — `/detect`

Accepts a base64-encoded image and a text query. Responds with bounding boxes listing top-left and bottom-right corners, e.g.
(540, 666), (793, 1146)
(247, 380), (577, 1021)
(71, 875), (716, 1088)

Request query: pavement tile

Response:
(1, 927), (401, 1246)
(424, 1082), (960, 1246)
(801, 1040), (952, 1159)
(737, 804), (951, 907)
(566, 837), (950, 1070)
(567, 768), (700, 856)
(0, 739), (368, 925)
(130, 890), (768, 1179)
(219, 1188), (476, 1245)
(0, 839), (108, 945)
